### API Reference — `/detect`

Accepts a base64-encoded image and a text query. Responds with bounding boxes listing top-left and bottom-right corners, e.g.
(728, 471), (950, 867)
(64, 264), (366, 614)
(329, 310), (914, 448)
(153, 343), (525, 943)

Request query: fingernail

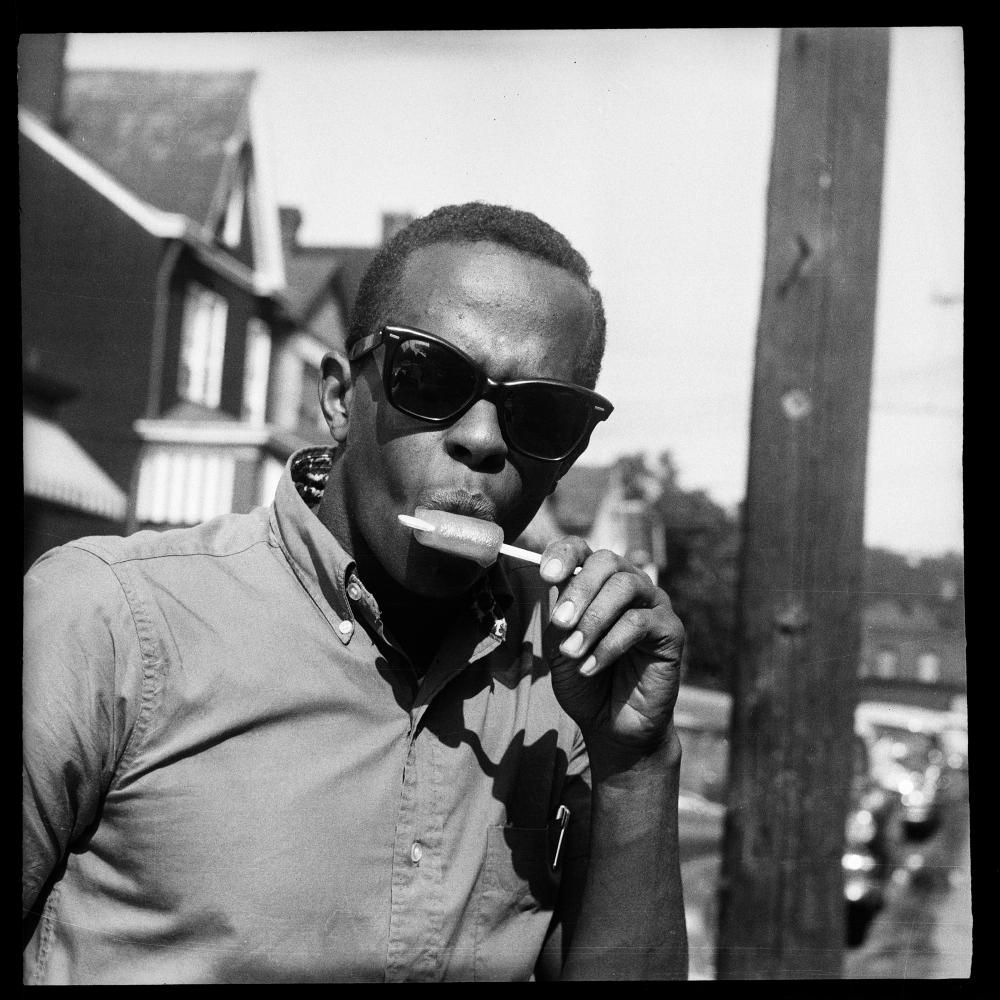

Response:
(552, 600), (575, 625)
(541, 558), (563, 581)
(579, 655), (598, 676)
(560, 631), (584, 656)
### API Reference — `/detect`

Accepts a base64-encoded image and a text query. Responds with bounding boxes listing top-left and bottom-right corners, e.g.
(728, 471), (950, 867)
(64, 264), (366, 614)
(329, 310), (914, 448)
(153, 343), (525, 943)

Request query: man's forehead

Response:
(389, 240), (593, 332)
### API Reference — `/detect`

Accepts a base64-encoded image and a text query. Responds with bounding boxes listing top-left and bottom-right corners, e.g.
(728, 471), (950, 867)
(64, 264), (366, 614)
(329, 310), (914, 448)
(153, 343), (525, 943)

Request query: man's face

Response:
(338, 241), (596, 598)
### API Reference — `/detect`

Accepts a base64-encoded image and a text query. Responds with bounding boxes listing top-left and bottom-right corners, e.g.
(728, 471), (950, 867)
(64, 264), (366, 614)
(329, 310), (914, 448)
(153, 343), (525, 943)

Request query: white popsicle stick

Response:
(398, 513), (581, 572)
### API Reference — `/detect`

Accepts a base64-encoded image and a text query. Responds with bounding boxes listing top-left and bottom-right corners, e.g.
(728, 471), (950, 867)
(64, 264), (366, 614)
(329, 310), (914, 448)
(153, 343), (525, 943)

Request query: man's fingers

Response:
(551, 568), (652, 659)
(547, 548), (635, 624)
(577, 605), (684, 678)
(539, 536), (592, 584)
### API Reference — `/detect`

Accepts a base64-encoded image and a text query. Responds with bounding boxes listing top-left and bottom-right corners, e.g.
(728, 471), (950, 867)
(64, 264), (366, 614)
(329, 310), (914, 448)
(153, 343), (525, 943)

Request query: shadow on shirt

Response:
(417, 658), (575, 906)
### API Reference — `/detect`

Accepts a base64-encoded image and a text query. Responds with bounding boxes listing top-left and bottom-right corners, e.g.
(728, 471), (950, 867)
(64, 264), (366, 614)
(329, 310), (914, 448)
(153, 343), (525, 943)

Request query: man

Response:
(23, 202), (687, 983)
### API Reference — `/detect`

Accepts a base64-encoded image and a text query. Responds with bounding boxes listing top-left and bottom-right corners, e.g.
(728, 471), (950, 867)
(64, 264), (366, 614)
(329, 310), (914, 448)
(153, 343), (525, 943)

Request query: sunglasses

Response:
(347, 325), (613, 462)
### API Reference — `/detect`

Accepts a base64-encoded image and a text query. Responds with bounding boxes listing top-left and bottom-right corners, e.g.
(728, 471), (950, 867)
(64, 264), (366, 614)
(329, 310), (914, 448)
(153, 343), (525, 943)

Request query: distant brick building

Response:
(857, 597), (966, 711)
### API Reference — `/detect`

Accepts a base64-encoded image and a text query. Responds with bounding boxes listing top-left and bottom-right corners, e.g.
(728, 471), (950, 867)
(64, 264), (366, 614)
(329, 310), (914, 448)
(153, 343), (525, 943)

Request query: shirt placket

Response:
(384, 716), (447, 982)
(382, 624), (506, 982)
(343, 574), (438, 982)
(343, 568), (509, 982)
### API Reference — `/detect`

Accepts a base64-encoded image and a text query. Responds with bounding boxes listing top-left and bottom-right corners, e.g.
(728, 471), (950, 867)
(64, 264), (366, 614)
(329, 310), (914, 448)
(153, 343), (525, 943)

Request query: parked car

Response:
(843, 734), (898, 946)
(674, 686), (901, 974)
(855, 701), (953, 842)
(674, 686), (729, 979)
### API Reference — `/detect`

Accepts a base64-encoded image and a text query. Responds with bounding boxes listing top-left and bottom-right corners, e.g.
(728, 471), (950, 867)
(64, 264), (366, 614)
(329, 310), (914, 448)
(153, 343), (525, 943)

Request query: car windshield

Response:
(869, 726), (939, 771)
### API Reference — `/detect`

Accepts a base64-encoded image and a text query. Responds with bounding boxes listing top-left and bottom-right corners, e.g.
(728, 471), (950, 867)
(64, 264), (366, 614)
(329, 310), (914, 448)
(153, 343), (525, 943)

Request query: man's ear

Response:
(319, 351), (353, 445)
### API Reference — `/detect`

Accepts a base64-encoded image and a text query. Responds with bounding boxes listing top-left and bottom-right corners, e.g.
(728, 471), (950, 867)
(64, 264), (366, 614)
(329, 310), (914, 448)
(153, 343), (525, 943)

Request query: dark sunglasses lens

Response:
(388, 338), (478, 419)
(503, 384), (592, 460)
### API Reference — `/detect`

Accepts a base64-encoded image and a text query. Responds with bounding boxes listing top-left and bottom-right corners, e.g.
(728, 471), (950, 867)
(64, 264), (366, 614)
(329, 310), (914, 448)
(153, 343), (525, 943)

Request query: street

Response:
(684, 773), (972, 980)
(844, 775), (972, 980)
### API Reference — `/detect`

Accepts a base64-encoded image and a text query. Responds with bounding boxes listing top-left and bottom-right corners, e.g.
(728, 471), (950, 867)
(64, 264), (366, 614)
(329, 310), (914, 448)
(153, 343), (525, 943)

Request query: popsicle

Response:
(398, 508), (580, 572)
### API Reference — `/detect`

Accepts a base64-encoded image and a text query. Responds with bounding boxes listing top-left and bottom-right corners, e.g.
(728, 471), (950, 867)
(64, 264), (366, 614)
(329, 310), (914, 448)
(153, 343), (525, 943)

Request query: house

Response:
(276, 206), (382, 431)
(523, 460), (665, 582)
(19, 35), (380, 564)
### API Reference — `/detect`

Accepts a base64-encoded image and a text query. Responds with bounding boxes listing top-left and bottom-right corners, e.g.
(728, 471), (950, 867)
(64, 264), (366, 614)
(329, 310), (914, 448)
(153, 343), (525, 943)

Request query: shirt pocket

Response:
(474, 825), (559, 981)
(482, 824), (552, 896)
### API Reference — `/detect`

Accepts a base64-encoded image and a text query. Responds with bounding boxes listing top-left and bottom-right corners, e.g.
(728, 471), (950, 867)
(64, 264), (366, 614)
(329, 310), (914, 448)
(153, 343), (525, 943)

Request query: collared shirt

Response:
(23, 449), (591, 984)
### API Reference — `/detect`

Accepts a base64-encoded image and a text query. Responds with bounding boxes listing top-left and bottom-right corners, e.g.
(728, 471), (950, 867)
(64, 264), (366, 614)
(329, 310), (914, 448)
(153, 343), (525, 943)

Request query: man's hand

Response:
(539, 536), (684, 763)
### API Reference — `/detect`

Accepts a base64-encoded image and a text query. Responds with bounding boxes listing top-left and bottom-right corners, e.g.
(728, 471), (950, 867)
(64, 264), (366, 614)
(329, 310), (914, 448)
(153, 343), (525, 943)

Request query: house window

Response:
(242, 318), (271, 424)
(135, 447), (236, 526)
(874, 648), (898, 678)
(178, 284), (228, 408)
(917, 651), (941, 683)
(221, 171), (246, 248)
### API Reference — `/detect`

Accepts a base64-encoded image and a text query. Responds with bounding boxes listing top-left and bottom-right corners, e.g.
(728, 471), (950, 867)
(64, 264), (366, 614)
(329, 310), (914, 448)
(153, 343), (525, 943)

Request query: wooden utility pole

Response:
(715, 28), (890, 979)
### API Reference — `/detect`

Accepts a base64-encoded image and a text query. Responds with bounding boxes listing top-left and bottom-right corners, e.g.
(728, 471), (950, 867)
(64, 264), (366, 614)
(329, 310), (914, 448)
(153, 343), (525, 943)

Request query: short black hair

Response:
(347, 202), (607, 389)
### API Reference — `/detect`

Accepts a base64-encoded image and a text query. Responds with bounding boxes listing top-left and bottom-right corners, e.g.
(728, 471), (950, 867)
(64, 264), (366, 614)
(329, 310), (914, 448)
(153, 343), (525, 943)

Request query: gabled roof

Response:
(19, 107), (188, 239)
(284, 245), (377, 323)
(329, 247), (378, 320)
(284, 248), (346, 318)
(61, 69), (255, 225)
(19, 108), (278, 297)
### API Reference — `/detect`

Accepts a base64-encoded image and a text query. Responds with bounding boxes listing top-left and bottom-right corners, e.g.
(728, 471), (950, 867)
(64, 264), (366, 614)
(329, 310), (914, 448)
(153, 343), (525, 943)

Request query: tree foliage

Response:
(615, 453), (964, 692)
(864, 547), (965, 629)
(626, 452), (742, 691)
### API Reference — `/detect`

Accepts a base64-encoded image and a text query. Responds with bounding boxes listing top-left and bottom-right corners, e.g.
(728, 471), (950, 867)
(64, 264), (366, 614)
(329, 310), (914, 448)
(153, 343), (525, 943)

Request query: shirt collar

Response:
(270, 447), (511, 646)
(269, 448), (358, 643)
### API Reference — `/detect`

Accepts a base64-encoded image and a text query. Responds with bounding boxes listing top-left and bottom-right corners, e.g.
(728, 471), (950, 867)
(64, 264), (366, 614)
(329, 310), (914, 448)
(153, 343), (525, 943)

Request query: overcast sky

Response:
(63, 28), (964, 557)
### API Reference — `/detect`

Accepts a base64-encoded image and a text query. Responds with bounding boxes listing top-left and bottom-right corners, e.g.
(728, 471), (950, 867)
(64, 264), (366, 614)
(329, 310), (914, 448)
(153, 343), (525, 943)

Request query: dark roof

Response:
(60, 70), (255, 224)
(329, 246), (378, 321)
(547, 464), (612, 535)
(284, 248), (344, 318)
(283, 245), (377, 324)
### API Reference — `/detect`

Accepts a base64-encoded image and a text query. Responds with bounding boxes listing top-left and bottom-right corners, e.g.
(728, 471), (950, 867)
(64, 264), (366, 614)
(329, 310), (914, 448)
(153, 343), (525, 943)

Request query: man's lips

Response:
(411, 487), (499, 523)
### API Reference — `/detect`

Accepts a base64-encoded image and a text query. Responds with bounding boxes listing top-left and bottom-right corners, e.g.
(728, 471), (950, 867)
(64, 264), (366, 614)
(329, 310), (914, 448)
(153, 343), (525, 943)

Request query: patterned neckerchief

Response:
(289, 448), (508, 643)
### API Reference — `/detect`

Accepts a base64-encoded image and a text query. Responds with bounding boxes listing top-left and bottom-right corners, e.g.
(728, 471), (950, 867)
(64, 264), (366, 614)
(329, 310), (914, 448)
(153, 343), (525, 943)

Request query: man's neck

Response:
(359, 545), (471, 669)
(313, 470), (472, 674)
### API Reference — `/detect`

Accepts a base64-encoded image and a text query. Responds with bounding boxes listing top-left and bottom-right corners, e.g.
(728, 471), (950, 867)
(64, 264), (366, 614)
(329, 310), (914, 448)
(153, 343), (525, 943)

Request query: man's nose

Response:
(442, 399), (508, 473)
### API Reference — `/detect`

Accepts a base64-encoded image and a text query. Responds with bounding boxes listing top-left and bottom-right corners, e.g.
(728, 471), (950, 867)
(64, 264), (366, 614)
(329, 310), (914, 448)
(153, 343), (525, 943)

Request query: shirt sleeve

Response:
(22, 544), (145, 917)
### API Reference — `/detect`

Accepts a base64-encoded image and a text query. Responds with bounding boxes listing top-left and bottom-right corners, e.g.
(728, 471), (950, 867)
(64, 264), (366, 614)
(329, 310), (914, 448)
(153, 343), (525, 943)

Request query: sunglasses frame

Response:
(347, 325), (613, 462)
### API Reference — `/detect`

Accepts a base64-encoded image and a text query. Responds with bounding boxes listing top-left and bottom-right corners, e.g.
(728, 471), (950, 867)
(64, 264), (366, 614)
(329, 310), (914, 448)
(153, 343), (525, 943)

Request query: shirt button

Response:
(338, 620), (354, 636)
(410, 841), (423, 864)
(347, 582), (361, 600)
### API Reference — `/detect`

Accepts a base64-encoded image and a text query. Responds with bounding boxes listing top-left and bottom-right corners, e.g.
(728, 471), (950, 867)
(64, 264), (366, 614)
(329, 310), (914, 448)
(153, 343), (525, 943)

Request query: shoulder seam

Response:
(68, 535), (272, 568)
(98, 560), (160, 783)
